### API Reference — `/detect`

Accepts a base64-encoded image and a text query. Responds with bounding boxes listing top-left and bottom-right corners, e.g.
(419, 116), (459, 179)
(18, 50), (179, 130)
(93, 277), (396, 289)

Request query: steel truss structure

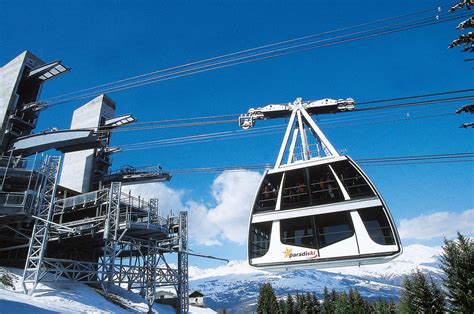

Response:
(0, 155), (189, 313)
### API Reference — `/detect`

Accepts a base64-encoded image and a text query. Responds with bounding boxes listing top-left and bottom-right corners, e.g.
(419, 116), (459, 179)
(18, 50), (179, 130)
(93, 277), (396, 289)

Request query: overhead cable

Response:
(44, 10), (469, 107)
(119, 110), (457, 151)
(43, 7), (439, 104)
(163, 152), (474, 174)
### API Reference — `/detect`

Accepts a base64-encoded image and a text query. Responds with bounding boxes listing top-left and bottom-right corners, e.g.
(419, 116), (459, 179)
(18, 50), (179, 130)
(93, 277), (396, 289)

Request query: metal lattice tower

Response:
(144, 241), (159, 311)
(22, 156), (61, 295)
(177, 211), (189, 314)
(101, 181), (121, 294)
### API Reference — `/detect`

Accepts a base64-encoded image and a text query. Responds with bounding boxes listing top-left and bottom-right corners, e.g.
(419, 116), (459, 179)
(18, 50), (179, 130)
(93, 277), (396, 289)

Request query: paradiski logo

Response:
(283, 247), (318, 259)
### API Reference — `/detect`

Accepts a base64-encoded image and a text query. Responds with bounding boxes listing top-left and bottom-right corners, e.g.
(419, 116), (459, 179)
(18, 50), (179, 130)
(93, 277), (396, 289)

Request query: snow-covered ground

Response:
(0, 267), (214, 314)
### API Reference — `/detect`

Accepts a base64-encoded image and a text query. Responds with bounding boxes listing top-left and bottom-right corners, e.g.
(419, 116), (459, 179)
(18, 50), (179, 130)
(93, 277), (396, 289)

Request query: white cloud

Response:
(399, 209), (474, 240)
(129, 170), (262, 246)
(127, 182), (185, 216)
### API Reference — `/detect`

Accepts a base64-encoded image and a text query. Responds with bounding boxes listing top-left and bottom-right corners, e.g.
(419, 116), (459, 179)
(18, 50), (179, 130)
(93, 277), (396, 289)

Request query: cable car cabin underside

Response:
(242, 97), (402, 270)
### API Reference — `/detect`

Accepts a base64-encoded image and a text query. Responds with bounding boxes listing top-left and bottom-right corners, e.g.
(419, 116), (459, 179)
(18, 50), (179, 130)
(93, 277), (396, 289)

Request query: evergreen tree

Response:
(257, 282), (279, 314)
(372, 297), (396, 314)
(301, 292), (320, 313)
(372, 297), (385, 314)
(310, 292), (320, 313)
(440, 232), (474, 312)
(334, 290), (350, 313)
(277, 299), (287, 314)
(398, 269), (445, 313)
(351, 289), (367, 313)
(286, 293), (295, 314)
(295, 293), (305, 313)
(330, 289), (338, 311)
(387, 299), (397, 313)
(320, 287), (333, 314)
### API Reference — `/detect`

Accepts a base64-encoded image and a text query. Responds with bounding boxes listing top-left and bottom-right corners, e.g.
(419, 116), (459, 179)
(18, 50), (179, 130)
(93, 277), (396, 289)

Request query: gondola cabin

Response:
(240, 97), (402, 270)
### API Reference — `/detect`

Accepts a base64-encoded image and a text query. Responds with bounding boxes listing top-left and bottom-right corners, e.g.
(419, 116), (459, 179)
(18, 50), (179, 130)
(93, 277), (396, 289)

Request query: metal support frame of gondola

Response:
(272, 98), (343, 168)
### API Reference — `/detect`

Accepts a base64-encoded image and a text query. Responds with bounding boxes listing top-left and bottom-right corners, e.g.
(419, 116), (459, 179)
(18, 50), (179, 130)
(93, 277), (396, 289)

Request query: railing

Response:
(0, 191), (36, 213)
(56, 191), (100, 210)
(0, 155), (29, 169)
(0, 191), (27, 207)
(291, 143), (326, 162)
(54, 187), (170, 231)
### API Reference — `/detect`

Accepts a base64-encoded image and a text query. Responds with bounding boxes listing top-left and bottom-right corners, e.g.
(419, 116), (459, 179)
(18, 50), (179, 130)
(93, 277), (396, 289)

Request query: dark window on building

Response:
(331, 161), (374, 199)
(249, 222), (272, 258)
(308, 164), (344, 205)
(359, 207), (395, 245)
(281, 169), (310, 210)
(315, 212), (354, 248)
(253, 173), (283, 212)
(280, 216), (316, 249)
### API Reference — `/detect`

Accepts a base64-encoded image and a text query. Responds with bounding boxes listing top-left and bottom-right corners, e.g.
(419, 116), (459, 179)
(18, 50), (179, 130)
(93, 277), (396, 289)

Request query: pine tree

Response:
(300, 292), (320, 313)
(277, 299), (287, 314)
(330, 289), (338, 311)
(320, 287), (333, 314)
(310, 292), (320, 313)
(257, 282), (279, 314)
(399, 272), (417, 313)
(286, 293), (295, 314)
(440, 232), (474, 312)
(372, 297), (385, 313)
(295, 293), (305, 313)
(334, 290), (350, 313)
(304, 292), (313, 313)
(387, 299), (396, 313)
(351, 289), (367, 313)
(398, 269), (445, 313)
(372, 297), (396, 314)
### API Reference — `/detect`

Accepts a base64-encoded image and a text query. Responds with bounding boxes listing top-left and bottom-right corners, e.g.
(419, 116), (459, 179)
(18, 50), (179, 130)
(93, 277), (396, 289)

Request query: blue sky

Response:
(1, 1), (473, 267)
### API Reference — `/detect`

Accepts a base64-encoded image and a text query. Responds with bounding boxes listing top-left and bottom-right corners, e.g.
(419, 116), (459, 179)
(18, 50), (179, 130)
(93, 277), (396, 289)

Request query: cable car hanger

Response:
(239, 97), (355, 168)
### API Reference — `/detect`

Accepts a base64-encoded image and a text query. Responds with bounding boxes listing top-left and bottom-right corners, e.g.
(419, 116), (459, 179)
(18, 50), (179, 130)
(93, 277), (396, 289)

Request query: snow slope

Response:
(0, 267), (214, 314)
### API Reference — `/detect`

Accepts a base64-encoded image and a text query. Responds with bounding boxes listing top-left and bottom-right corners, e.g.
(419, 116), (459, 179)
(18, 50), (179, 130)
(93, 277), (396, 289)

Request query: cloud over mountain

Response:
(130, 170), (262, 246)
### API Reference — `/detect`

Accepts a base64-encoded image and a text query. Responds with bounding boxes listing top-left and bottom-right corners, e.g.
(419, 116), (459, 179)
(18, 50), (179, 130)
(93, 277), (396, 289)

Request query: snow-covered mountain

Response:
(189, 244), (443, 313)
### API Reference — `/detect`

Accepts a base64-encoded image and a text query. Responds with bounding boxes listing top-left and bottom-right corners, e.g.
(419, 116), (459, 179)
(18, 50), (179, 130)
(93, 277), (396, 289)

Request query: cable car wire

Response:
(101, 94), (473, 134)
(357, 88), (474, 105)
(43, 7), (440, 104)
(43, 11), (469, 107)
(92, 88), (474, 132)
(118, 110), (458, 151)
(161, 152), (474, 174)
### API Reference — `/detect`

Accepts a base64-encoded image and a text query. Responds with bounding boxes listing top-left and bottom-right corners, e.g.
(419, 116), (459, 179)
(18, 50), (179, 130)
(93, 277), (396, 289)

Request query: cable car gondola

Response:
(240, 97), (402, 270)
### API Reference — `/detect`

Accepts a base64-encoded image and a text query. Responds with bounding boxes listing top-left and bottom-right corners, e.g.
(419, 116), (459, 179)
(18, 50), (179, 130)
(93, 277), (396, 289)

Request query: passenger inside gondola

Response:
(309, 166), (343, 205)
(281, 169), (309, 210)
(332, 161), (374, 199)
(254, 173), (282, 212)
